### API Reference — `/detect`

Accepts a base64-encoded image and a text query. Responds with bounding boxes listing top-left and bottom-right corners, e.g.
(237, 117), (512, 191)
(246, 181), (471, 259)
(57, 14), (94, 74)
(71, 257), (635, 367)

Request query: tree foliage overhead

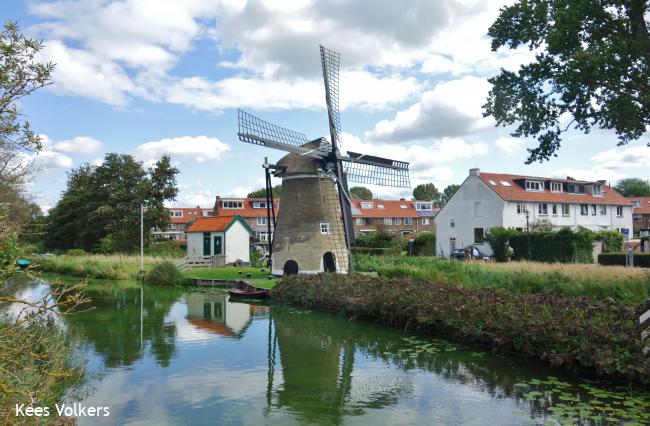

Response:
(440, 184), (460, 207)
(484, 0), (650, 163)
(247, 184), (281, 198)
(349, 186), (373, 200)
(614, 177), (650, 196)
(46, 153), (179, 252)
(413, 183), (441, 203)
(0, 22), (54, 187)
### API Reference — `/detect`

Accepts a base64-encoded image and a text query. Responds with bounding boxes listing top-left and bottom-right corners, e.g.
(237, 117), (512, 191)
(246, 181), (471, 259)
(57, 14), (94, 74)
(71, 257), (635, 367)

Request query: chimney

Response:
(214, 196), (221, 215)
(469, 168), (480, 176)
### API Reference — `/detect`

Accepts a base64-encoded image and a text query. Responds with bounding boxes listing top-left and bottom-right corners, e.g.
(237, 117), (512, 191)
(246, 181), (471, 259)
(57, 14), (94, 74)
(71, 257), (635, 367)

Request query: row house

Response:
(212, 196), (280, 247)
(152, 207), (213, 241)
(628, 197), (650, 233)
(350, 199), (437, 236)
(435, 169), (633, 257)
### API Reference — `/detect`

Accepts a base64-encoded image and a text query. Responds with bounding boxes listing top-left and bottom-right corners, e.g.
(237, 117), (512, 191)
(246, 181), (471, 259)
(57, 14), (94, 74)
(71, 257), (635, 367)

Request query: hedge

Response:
(272, 274), (650, 382)
(598, 253), (650, 268)
(409, 232), (436, 256)
(486, 227), (594, 263)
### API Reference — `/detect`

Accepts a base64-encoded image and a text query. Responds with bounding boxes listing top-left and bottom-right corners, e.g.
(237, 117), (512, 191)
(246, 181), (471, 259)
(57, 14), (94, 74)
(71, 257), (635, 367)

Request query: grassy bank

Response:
(37, 254), (178, 280)
(272, 273), (650, 383)
(355, 255), (650, 303)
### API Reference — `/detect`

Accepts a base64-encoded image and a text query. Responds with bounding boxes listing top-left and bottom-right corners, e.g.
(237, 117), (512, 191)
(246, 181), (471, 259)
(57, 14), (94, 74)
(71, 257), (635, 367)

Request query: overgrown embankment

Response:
(272, 273), (650, 383)
(355, 255), (650, 303)
(37, 254), (175, 280)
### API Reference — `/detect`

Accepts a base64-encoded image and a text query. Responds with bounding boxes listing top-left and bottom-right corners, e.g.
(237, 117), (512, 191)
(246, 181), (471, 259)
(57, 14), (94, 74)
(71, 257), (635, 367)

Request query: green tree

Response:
(349, 186), (373, 200)
(413, 183), (440, 203)
(484, 1), (650, 163)
(247, 184), (281, 198)
(1, 22), (54, 188)
(439, 184), (460, 207)
(46, 154), (178, 252)
(614, 177), (650, 196)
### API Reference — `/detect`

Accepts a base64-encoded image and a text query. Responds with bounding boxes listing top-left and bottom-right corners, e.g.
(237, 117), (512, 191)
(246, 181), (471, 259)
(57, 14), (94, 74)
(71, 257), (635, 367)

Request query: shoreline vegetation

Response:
(272, 273), (650, 383)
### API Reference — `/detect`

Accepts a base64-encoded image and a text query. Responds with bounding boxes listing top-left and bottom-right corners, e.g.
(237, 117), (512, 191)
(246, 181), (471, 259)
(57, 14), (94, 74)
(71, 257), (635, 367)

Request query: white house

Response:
(185, 215), (252, 265)
(435, 169), (634, 257)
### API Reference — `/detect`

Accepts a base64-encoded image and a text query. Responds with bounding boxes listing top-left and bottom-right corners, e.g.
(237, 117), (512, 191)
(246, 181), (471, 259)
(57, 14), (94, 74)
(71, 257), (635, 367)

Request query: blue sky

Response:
(3, 0), (649, 212)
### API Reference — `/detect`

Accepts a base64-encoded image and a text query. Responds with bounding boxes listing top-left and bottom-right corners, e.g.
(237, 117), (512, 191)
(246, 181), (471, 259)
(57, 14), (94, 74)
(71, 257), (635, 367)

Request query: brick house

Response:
(212, 196), (280, 248)
(628, 197), (650, 234)
(152, 206), (214, 241)
(350, 199), (437, 236)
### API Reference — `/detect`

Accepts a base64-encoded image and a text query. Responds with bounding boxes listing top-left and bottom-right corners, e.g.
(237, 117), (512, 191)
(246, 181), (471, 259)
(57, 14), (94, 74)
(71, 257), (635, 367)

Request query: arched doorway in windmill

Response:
(323, 252), (336, 273)
(283, 260), (299, 276)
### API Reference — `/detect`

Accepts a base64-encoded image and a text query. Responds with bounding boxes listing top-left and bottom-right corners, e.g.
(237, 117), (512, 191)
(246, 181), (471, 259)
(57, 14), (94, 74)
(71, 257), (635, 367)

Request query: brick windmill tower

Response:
(237, 46), (410, 275)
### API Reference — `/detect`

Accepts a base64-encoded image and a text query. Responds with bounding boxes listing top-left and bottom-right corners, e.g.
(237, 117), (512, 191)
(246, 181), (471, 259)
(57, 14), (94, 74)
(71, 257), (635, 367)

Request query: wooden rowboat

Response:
(228, 288), (269, 299)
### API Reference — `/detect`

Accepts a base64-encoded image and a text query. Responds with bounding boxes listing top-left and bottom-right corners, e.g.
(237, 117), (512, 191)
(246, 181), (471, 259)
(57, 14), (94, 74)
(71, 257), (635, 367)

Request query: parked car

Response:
(450, 247), (491, 261)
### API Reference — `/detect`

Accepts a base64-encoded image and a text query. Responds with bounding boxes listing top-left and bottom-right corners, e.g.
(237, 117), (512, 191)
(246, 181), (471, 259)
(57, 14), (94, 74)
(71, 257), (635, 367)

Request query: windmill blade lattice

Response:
(238, 109), (311, 148)
(320, 45), (342, 150)
(342, 155), (410, 188)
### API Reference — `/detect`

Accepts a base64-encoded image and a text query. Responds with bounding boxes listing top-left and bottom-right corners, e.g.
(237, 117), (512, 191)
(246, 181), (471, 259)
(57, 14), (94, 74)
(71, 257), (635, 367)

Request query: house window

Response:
(591, 205), (597, 216)
(474, 201), (482, 217)
(202, 210), (211, 216)
(552, 204), (558, 215)
(450, 219), (455, 228)
(384, 218), (392, 225)
(616, 206), (623, 217)
(449, 237), (456, 251)
(538, 203), (548, 215)
(179, 224), (185, 229)
(360, 202), (373, 209)
(170, 210), (182, 217)
(551, 182), (562, 192)
(525, 180), (543, 191)
(568, 184), (585, 194)
(580, 204), (589, 215)
(632, 200), (641, 208)
(320, 223), (330, 234)
(223, 201), (243, 209)
(355, 218), (363, 225)
(600, 205), (607, 215)
(257, 231), (271, 242)
(256, 217), (267, 225)
(377, 204), (385, 209)
(416, 202), (432, 211)
(404, 218), (413, 225)
(253, 201), (267, 208)
(394, 218), (402, 225)
(474, 228), (485, 244)
(421, 218), (430, 225)
(634, 214), (641, 222)
(400, 205), (407, 209)
(592, 185), (602, 196)
(516, 202), (526, 214)
(170, 224), (176, 229)
(562, 204), (570, 216)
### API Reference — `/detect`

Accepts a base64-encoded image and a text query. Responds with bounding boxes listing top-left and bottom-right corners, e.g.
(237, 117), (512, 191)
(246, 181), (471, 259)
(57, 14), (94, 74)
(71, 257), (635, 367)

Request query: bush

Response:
(146, 240), (185, 257)
(66, 248), (86, 256)
(594, 230), (624, 253)
(144, 261), (183, 286)
(409, 232), (436, 256)
(250, 250), (267, 268)
(355, 229), (402, 255)
(598, 253), (650, 268)
(486, 227), (594, 263)
(272, 274), (650, 382)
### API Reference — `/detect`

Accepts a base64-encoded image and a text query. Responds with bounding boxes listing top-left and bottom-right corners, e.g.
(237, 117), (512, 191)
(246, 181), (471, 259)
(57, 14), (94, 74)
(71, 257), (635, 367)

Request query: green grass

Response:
(354, 254), (650, 303)
(37, 254), (175, 280)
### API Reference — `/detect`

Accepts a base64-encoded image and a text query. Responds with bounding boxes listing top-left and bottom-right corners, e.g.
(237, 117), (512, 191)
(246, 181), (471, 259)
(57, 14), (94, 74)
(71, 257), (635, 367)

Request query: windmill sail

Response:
(341, 152), (410, 188)
(320, 45), (342, 150)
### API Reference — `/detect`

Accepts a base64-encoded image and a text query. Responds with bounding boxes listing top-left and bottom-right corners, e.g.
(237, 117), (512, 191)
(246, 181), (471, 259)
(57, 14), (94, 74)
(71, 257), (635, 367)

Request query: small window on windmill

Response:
(320, 223), (330, 234)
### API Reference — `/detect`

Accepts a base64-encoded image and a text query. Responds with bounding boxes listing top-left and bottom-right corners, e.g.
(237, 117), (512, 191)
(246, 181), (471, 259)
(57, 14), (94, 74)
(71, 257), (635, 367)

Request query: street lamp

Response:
(525, 209), (531, 260)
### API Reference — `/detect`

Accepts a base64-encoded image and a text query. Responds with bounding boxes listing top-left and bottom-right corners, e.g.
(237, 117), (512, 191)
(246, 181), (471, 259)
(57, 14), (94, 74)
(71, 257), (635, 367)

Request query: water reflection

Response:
(184, 292), (266, 338)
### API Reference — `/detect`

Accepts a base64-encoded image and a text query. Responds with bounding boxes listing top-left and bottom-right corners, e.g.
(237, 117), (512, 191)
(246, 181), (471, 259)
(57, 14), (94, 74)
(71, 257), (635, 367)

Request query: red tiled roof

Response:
(186, 216), (235, 233)
(478, 172), (629, 206)
(629, 197), (650, 214)
(214, 198), (279, 218)
(350, 199), (422, 218)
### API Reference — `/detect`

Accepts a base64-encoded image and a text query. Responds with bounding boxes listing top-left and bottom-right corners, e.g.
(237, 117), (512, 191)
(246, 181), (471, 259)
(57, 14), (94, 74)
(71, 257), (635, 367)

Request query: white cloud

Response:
(133, 136), (231, 163)
(494, 137), (525, 156)
(226, 186), (253, 198)
(590, 146), (650, 170)
(365, 76), (494, 143)
(551, 167), (624, 184)
(177, 189), (215, 207)
(34, 150), (73, 171)
(52, 136), (103, 155)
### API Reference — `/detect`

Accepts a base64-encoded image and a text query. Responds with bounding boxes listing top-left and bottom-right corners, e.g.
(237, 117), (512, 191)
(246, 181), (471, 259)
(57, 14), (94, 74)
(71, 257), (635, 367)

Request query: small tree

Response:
(614, 178), (650, 197)
(247, 185), (281, 198)
(350, 186), (373, 200)
(439, 184), (460, 207)
(413, 183), (441, 203)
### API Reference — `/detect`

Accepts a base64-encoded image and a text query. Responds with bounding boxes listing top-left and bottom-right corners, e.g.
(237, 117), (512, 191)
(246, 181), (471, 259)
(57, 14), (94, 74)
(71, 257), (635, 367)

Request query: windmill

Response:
(238, 45), (410, 275)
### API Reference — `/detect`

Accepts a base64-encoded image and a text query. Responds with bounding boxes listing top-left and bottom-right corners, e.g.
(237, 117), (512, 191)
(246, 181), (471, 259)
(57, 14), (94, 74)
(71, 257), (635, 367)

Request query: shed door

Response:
(203, 233), (211, 256)
(213, 236), (223, 255)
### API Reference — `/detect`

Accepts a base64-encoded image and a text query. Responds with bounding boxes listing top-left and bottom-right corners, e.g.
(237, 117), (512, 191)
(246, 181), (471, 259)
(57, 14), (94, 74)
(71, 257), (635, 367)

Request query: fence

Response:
(642, 299), (650, 357)
(176, 255), (226, 270)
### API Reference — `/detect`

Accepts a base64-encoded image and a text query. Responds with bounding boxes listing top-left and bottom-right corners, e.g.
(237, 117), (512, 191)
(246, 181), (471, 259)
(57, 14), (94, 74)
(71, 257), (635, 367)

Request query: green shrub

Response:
(486, 227), (594, 263)
(594, 230), (624, 252)
(66, 248), (86, 257)
(409, 232), (436, 256)
(146, 240), (185, 257)
(144, 261), (183, 286)
(250, 250), (267, 268)
(598, 253), (650, 268)
(273, 274), (650, 382)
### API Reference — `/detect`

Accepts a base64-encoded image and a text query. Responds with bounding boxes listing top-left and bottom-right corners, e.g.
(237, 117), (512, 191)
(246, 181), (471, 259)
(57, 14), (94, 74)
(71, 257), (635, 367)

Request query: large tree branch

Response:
(628, 0), (650, 60)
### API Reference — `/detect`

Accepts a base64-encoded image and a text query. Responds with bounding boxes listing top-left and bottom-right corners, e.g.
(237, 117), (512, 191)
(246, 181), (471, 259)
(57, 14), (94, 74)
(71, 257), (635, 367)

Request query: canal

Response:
(3, 275), (649, 425)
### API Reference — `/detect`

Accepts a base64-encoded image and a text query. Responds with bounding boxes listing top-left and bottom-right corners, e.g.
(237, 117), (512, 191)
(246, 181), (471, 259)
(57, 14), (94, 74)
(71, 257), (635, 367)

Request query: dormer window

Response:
(400, 205), (407, 209)
(592, 184), (602, 196)
(633, 200), (641, 208)
(551, 182), (562, 192)
(567, 184), (585, 194)
(377, 204), (384, 209)
(415, 202), (432, 211)
(360, 202), (373, 209)
(525, 180), (544, 191)
(253, 201), (267, 208)
(223, 201), (243, 209)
